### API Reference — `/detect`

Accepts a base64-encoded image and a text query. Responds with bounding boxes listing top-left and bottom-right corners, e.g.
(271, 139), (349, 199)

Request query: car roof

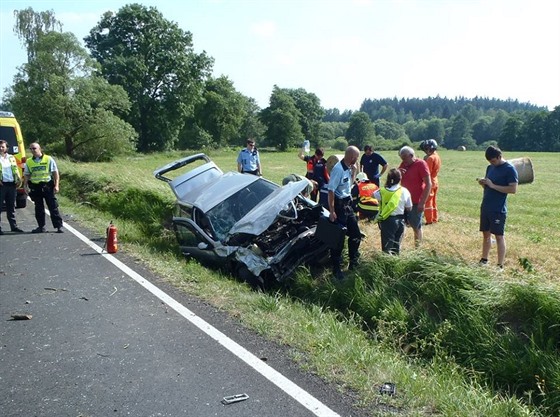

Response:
(156, 154), (262, 212)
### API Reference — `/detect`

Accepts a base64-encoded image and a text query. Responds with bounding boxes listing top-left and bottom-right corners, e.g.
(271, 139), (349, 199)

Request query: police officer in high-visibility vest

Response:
(23, 143), (64, 233)
(0, 139), (24, 234)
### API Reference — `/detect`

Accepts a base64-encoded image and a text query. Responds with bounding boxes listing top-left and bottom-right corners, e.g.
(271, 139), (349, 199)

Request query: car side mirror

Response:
(198, 242), (209, 250)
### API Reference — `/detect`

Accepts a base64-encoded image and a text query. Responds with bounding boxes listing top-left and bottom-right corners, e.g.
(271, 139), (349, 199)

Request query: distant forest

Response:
(321, 96), (559, 152)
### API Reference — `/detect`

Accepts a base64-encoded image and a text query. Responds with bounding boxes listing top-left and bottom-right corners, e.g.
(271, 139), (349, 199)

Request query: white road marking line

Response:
(60, 220), (341, 417)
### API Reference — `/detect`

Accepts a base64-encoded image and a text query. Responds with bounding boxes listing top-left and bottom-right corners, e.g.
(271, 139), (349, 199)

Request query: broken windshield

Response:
(206, 179), (278, 241)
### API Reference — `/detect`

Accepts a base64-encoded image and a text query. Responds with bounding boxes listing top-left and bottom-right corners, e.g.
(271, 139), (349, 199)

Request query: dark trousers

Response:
(379, 216), (405, 255)
(331, 197), (362, 271)
(0, 182), (18, 229)
(29, 181), (63, 229)
(242, 169), (259, 176)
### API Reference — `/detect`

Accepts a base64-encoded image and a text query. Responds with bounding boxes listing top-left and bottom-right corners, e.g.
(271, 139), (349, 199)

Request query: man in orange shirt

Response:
(421, 139), (442, 224)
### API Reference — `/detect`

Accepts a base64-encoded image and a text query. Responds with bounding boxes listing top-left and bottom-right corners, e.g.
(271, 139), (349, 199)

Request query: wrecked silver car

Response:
(154, 153), (333, 288)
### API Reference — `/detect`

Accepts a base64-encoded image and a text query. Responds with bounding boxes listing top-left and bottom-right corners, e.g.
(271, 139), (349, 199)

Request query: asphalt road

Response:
(0, 204), (371, 417)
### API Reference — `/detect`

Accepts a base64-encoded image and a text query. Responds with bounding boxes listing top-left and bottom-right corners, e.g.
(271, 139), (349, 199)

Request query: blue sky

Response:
(1, 0), (559, 111)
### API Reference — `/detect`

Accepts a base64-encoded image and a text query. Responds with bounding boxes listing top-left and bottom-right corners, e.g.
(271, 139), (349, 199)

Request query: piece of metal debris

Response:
(222, 393), (249, 405)
(11, 314), (32, 320)
(379, 382), (396, 396)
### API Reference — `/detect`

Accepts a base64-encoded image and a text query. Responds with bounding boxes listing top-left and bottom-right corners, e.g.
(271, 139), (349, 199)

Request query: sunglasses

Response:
(30, 147), (38, 150)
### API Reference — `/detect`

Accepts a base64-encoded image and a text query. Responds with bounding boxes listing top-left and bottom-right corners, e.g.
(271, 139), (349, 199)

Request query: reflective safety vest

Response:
(357, 181), (379, 212)
(306, 158), (314, 175)
(26, 154), (52, 183)
(4, 154), (22, 185)
(377, 187), (403, 221)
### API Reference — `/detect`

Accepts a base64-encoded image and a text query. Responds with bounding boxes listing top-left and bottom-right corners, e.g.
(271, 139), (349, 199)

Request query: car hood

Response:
(227, 179), (313, 238)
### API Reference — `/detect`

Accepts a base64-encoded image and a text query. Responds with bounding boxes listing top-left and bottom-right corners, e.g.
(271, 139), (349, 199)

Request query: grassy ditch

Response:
(56, 152), (559, 416)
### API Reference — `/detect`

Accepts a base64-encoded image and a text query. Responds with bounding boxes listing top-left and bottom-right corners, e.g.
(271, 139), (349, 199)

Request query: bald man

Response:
(327, 146), (362, 280)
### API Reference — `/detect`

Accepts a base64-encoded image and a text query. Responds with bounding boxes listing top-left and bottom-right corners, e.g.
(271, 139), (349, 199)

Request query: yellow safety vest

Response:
(26, 155), (52, 184)
(376, 187), (403, 222)
(5, 154), (22, 185)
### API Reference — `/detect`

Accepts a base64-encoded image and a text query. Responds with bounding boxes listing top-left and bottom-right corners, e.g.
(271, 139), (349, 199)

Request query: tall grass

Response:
(55, 149), (560, 416)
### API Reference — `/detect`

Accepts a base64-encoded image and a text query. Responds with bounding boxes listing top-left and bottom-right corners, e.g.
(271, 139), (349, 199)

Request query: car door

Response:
(172, 217), (222, 266)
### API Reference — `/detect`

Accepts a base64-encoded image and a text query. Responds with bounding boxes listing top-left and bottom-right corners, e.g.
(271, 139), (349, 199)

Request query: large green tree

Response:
(7, 9), (136, 161)
(424, 118), (446, 142)
(373, 119), (407, 141)
(444, 114), (475, 149)
(284, 88), (324, 145)
(185, 76), (249, 148)
(345, 111), (375, 149)
(471, 116), (493, 144)
(13, 7), (62, 61)
(85, 3), (213, 152)
(260, 86), (303, 150)
(519, 111), (549, 151)
(498, 115), (524, 151)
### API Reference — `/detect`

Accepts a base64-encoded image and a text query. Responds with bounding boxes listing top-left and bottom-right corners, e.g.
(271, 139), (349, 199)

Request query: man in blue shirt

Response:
(360, 145), (388, 186)
(328, 145), (362, 280)
(477, 146), (518, 269)
(237, 139), (261, 176)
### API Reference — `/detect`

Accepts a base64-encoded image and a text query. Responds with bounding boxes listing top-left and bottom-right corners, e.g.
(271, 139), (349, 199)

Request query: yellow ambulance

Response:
(0, 111), (27, 208)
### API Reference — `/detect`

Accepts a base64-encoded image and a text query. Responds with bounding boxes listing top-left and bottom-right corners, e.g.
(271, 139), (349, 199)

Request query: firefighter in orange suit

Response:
(421, 139), (442, 224)
(351, 172), (379, 220)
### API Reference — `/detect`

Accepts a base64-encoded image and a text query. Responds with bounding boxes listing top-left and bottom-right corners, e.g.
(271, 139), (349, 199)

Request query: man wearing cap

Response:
(237, 139), (262, 176)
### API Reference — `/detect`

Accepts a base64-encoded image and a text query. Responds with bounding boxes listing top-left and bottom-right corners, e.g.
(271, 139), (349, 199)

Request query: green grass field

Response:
(56, 149), (560, 416)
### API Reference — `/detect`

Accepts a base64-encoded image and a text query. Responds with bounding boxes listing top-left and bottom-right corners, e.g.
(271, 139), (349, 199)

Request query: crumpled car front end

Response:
(228, 198), (329, 283)
(154, 154), (331, 288)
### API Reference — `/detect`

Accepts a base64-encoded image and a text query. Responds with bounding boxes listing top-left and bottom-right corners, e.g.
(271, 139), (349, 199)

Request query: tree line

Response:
(2, 5), (558, 162)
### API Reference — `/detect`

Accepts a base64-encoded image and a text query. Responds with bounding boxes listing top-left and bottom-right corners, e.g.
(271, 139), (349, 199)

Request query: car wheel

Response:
(236, 264), (264, 291)
(16, 197), (27, 209)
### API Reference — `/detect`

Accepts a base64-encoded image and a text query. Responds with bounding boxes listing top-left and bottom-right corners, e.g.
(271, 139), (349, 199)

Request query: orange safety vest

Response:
(357, 181), (379, 211)
(306, 157), (315, 176)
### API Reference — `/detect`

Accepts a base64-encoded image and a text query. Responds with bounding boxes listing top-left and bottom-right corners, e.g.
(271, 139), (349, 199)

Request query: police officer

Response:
(327, 145), (362, 280)
(23, 143), (64, 233)
(237, 139), (262, 176)
(0, 139), (24, 234)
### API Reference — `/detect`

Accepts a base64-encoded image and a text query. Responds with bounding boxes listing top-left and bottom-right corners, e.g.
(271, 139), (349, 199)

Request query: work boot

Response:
(32, 226), (46, 233)
(11, 227), (24, 233)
